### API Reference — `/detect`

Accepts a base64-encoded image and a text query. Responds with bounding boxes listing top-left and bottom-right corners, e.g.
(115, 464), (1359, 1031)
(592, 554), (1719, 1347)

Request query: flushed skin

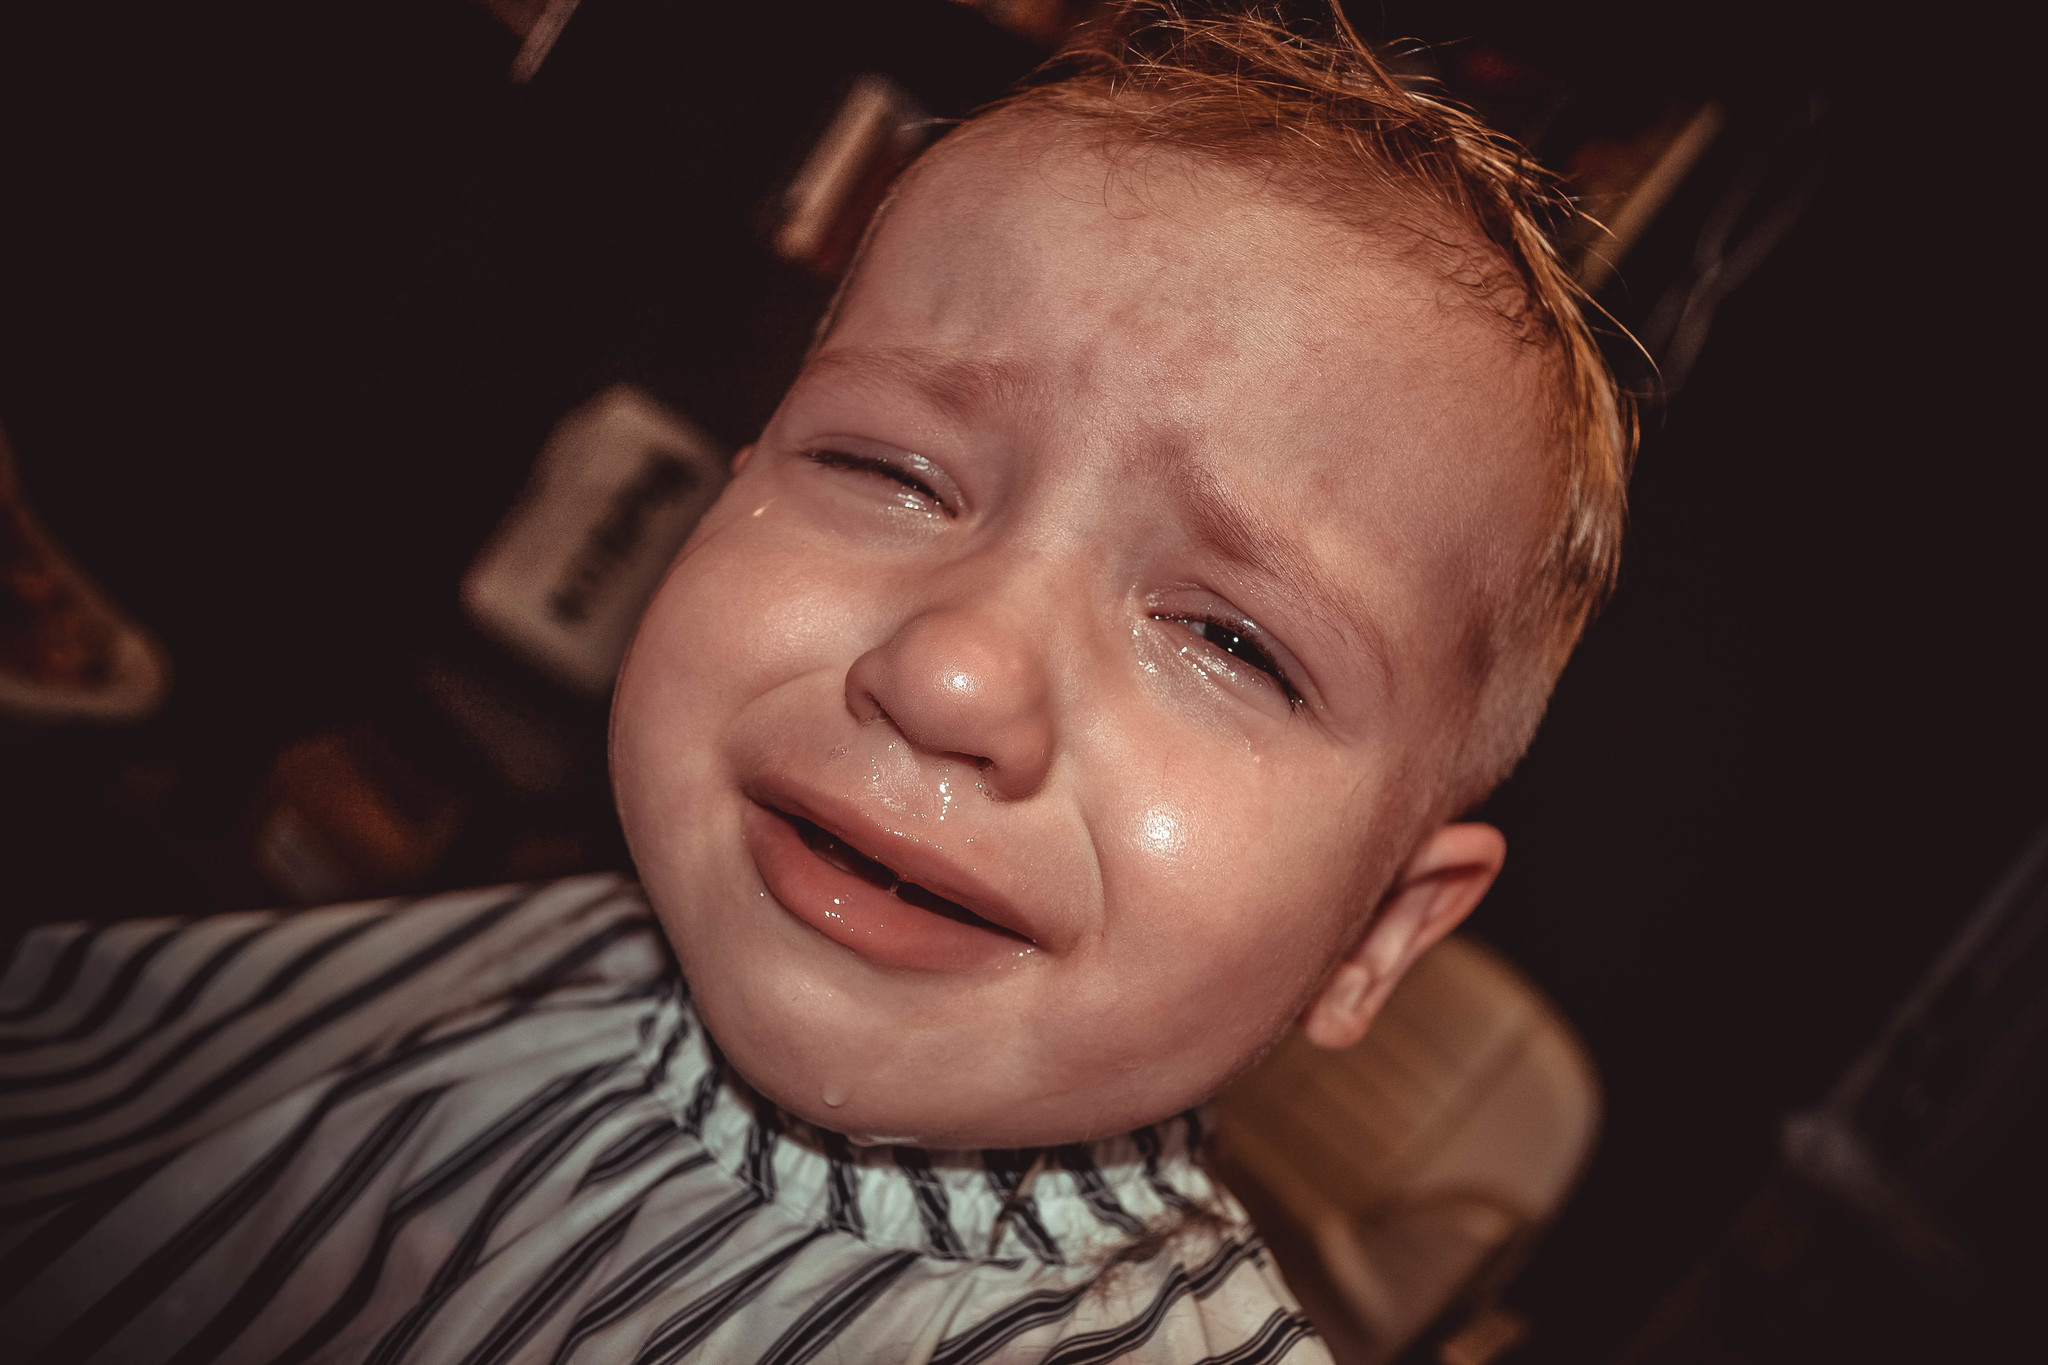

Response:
(611, 124), (1546, 1148)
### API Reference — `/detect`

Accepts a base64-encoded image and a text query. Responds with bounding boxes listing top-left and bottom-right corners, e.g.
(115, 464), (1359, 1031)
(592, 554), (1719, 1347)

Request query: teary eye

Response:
(1162, 614), (1302, 704)
(805, 448), (953, 517)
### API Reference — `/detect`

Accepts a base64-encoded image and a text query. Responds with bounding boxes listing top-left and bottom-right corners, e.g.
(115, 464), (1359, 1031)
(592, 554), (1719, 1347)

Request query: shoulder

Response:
(0, 875), (668, 1205)
(0, 873), (663, 1037)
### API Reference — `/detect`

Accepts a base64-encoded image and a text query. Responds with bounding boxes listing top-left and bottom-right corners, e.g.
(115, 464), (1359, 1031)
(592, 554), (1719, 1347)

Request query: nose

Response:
(844, 594), (1057, 801)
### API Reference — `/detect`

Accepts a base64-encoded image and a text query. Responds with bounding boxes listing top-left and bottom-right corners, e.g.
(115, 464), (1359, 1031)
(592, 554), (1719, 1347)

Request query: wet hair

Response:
(831, 0), (1634, 813)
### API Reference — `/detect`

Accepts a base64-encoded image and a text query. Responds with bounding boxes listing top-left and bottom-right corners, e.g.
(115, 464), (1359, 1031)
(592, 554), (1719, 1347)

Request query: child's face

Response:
(612, 124), (1548, 1147)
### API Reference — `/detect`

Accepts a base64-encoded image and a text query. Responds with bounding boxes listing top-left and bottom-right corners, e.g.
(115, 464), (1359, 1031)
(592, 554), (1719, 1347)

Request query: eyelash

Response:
(806, 448), (1298, 709)
(1162, 614), (1303, 706)
(805, 448), (950, 514)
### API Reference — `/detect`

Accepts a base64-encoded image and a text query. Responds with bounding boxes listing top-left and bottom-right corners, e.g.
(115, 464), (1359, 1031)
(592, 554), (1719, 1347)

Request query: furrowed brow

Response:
(801, 347), (1034, 423)
(1173, 461), (1395, 696)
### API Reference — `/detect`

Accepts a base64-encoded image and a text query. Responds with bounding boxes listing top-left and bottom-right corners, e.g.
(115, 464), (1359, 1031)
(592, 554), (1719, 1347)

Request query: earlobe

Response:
(1298, 822), (1507, 1051)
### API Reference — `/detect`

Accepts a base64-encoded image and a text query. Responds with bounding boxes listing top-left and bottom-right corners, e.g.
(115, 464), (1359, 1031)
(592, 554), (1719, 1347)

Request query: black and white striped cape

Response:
(0, 875), (1327, 1364)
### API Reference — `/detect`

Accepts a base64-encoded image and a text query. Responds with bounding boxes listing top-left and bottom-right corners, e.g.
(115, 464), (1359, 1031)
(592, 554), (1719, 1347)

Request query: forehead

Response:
(823, 124), (1553, 687)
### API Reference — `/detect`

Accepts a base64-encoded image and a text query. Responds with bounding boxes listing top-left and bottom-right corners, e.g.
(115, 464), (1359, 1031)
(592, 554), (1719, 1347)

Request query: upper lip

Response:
(744, 778), (1046, 947)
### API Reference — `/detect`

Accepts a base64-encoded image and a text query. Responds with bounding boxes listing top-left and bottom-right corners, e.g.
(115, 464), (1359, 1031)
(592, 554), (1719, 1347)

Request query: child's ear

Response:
(1298, 822), (1507, 1051)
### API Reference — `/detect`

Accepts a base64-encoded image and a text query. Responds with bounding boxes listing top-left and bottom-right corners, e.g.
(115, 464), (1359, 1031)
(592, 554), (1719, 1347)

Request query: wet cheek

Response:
(1110, 770), (1280, 937)
(1121, 787), (1278, 886)
(1111, 762), (1349, 980)
(1133, 803), (1193, 859)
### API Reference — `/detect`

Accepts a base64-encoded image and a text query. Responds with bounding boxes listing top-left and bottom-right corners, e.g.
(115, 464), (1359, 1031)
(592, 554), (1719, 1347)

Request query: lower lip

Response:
(741, 803), (1034, 971)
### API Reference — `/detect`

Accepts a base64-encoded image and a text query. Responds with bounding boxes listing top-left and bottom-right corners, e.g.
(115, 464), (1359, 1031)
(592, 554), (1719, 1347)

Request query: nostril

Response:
(844, 612), (1055, 799)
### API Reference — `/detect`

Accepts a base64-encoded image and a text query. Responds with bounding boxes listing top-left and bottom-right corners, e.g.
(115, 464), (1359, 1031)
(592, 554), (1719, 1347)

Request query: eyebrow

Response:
(801, 346), (1038, 424)
(1166, 456), (1396, 696)
(804, 345), (1395, 695)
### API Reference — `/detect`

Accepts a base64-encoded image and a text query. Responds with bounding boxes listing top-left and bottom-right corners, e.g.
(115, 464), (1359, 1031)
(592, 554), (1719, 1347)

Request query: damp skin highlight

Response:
(610, 119), (1543, 1149)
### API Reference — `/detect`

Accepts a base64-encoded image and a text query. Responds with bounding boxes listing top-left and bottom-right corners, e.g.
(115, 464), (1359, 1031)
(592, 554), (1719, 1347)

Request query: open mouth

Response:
(783, 812), (1030, 942)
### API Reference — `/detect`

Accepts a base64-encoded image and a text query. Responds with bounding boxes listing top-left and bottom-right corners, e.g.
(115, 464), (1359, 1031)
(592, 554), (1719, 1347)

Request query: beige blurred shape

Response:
(1217, 934), (1600, 1365)
(461, 385), (727, 699)
(774, 74), (929, 277)
(471, 0), (581, 83)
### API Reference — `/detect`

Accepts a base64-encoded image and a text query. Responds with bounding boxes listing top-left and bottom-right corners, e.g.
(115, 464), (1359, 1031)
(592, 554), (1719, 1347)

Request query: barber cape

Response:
(0, 876), (1327, 1364)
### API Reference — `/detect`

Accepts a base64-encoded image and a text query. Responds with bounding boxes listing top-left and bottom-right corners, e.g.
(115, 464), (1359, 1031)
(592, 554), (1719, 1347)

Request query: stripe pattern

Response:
(0, 875), (1327, 1364)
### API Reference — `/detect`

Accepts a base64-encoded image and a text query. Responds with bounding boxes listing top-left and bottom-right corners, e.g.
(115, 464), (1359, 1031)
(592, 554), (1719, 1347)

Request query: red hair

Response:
(1002, 1), (1634, 803)
(830, 1), (1634, 806)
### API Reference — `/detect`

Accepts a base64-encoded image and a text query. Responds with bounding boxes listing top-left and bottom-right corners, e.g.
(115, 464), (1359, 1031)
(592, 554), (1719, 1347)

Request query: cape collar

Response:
(645, 988), (1230, 1266)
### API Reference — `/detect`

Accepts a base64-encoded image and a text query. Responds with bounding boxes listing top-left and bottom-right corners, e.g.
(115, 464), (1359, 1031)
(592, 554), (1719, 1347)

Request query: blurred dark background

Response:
(1, 1), (2039, 1361)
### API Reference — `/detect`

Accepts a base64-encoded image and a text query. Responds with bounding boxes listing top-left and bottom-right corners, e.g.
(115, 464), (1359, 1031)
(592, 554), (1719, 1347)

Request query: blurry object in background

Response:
(472, 0), (582, 81)
(510, 0), (580, 83)
(1433, 43), (1571, 151)
(0, 425), (170, 725)
(463, 384), (725, 698)
(1216, 935), (1600, 1365)
(1375, 34), (1727, 298)
(1388, 22), (1823, 415)
(1568, 101), (1725, 293)
(241, 640), (624, 908)
(1436, 1304), (1533, 1365)
(418, 647), (587, 799)
(1634, 95), (1825, 398)
(1617, 819), (2048, 1363)
(773, 74), (930, 276)
(252, 725), (469, 903)
(948, 0), (1089, 46)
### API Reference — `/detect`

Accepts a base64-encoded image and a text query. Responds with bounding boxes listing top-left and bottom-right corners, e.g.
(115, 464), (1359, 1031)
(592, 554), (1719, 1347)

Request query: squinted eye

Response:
(806, 449), (951, 516)
(1161, 614), (1302, 704)
(1185, 618), (1280, 678)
